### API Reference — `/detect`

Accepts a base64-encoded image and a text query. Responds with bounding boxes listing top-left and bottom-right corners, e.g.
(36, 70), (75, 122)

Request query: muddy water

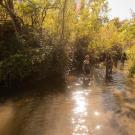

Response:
(0, 69), (135, 135)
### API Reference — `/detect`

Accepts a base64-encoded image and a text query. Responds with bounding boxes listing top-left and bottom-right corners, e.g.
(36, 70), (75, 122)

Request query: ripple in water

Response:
(71, 90), (89, 135)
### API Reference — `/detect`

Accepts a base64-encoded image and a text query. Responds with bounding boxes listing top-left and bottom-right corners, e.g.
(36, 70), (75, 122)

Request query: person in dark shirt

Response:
(105, 53), (113, 78)
(120, 52), (127, 69)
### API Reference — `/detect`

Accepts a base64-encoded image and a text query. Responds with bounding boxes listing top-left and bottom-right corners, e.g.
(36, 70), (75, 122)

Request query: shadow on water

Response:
(0, 77), (68, 135)
(0, 76), (67, 103)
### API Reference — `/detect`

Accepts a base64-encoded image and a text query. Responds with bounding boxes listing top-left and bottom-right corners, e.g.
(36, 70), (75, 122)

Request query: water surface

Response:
(0, 69), (135, 135)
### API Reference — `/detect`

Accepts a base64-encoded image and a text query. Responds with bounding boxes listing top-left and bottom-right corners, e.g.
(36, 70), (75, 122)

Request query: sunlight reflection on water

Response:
(95, 125), (101, 130)
(72, 90), (89, 135)
(71, 88), (104, 135)
(94, 111), (100, 116)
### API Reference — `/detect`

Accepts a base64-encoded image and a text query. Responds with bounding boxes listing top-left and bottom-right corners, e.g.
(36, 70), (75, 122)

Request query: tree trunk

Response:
(1, 0), (23, 42)
(60, 0), (68, 42)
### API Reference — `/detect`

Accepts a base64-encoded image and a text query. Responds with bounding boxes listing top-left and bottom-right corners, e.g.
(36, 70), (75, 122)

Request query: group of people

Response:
(82, 51), (127, 79)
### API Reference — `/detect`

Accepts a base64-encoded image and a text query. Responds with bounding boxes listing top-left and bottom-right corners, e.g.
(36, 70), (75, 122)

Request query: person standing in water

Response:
(120, 52), (127, 70)
(82, 55), (91, 78)
(105, 53), (113, 78)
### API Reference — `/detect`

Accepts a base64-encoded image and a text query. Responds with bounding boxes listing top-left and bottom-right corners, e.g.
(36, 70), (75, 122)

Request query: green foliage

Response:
(129, 61), (135, 77)
(0, 0), (135, 88)
(0, 20), (67, 86)
(0, 54), (32, 82)
(127, 45), (135, 77)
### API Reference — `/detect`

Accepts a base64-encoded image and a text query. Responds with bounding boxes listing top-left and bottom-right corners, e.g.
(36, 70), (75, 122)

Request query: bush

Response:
(0, 22), (69, 88)
(0, 54), (32, 84)
(50, 45), (68, 77)
(129, 61), (135, 77)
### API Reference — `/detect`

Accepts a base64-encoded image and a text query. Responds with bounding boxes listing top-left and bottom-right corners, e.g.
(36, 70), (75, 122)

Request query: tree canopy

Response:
(0, 0), (135, 87)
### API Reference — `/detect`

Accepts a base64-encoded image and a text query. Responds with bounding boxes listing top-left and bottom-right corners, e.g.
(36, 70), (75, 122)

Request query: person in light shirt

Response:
(82, 54), (91, 77)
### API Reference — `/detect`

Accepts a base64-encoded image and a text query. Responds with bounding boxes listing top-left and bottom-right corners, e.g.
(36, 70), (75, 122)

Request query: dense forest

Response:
(0, 0), (135, 88)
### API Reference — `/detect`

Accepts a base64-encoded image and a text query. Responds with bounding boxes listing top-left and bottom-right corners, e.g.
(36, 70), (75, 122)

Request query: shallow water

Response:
(0, 69), (135, 135)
